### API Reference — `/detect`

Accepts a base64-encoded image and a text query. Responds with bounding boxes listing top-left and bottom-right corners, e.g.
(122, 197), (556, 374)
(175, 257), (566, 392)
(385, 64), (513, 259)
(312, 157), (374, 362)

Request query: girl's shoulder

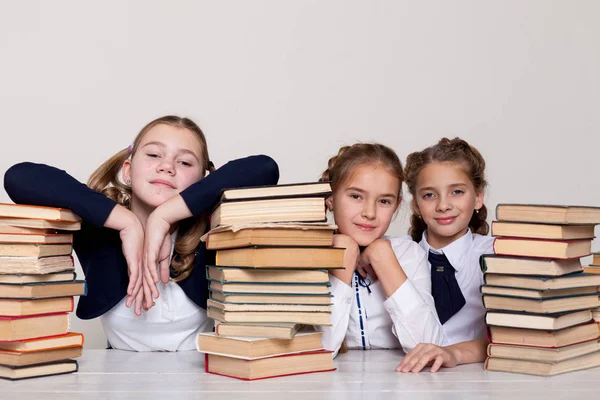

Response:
(470, 233), (495, 255)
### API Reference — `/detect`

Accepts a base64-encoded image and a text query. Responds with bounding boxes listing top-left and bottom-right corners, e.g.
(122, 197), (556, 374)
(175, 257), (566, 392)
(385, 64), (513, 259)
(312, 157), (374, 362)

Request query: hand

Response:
(144, 210), (173, 287)
(117, 214), (146, 315)
(396, 343), (458, 373)
(331, 234), (360, 285)
(356, 239), (392, 281)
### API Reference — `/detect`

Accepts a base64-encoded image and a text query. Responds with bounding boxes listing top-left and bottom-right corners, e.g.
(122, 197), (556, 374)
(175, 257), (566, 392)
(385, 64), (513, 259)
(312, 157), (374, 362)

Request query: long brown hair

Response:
(87, 116), (215, 281)
(404, 137), (489, 242)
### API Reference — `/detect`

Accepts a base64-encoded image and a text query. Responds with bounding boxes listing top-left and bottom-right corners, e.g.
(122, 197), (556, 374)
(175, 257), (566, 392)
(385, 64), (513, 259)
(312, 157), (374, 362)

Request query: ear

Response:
(325, 196), (334, 212)
(122, 159), (131, 184)
(411, 199), (421, 218)
(474, 189), (484, 211)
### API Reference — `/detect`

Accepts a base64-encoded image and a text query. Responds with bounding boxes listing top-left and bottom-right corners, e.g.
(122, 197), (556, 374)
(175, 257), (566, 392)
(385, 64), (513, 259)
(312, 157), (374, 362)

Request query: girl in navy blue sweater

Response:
(4, 115), (279, 351)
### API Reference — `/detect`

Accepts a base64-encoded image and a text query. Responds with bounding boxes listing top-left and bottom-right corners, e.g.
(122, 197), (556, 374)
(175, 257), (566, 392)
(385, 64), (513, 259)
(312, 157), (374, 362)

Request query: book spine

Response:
(204, 353), (209, 373)
(479, 255), (488, 273)
(486, 343), (493, 357)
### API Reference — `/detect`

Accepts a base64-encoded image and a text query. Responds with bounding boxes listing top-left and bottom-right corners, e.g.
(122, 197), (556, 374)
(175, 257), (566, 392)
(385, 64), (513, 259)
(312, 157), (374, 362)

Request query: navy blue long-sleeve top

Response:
(3, 155), (279, 320)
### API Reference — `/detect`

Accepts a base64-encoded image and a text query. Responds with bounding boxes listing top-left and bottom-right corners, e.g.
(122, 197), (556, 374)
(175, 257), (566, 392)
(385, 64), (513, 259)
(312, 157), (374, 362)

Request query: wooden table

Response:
(1, 349), (599, 399)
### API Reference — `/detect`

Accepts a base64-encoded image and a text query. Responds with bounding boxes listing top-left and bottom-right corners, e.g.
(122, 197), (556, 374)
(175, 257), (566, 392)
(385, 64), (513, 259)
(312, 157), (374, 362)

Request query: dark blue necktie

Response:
(428, 251), (466, 325)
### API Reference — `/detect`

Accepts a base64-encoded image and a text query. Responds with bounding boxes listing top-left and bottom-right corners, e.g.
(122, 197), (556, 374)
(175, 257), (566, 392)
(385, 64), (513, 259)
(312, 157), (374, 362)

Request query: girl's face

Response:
(327, 164), (401, 247)
(122, 123), (205, 210)
(413, 161), (483, 249)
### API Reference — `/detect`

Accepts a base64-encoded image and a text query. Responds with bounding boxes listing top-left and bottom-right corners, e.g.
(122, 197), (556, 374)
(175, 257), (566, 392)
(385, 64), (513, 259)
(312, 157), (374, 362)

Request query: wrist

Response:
(154, 195), (192, 225)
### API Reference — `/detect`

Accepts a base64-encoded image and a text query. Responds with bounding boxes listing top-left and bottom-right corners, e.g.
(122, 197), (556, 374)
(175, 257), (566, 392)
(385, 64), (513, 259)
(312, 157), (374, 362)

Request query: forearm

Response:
(446, 337), (488, 365)
(104, 204), (140, 231)
(370, 245), (408, 297)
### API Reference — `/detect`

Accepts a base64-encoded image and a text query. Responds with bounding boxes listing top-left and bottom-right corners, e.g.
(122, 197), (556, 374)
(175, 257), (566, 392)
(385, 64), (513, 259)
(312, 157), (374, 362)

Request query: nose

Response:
(362, 201), (376, 220)
(157, 158), (175, 176)
(436, 194), (452, 212)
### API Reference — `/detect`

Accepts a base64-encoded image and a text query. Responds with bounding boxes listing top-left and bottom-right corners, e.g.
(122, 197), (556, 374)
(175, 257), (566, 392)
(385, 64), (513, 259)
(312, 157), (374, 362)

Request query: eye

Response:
(422, 192), (435, 200)
(379, 199), (392, 205)
(178, 160), (192, 167)
(349, 193), (362, 200)
(146, 153), (159, 158)
(451, 189), (465, 196)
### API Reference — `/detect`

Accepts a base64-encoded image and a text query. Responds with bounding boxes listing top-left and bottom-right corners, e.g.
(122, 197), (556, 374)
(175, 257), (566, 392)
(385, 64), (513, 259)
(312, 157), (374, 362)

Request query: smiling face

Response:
(413, 161), (483, 249)
(327, 164), (401, 246)
(122, 123), (205, 211)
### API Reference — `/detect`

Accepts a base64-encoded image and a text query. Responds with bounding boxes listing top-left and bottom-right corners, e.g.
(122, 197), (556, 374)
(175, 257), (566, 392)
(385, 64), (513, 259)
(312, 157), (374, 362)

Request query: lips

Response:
(435, 216), (457, 225)
(150, 179), (176, 189)
(355, 223), (376, 232)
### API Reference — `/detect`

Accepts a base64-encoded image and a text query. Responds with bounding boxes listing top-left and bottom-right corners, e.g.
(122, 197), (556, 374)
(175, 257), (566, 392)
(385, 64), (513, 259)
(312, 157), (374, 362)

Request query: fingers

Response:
(160, 258), (170, 284)
(142, 275), (154, 310)
(126, 259), (143, 308)
(411, 351), (437, 373)
(397, 344), (425, 372)
(144, 247), (160, 284)
(430, 356), (445, 373)
(398, 344), (438, 373)
(134, 284), (144, 316)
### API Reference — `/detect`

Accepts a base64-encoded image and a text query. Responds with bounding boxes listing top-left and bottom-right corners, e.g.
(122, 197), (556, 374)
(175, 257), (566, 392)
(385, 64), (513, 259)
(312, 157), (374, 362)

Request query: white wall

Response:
(1, 0), (599, 349)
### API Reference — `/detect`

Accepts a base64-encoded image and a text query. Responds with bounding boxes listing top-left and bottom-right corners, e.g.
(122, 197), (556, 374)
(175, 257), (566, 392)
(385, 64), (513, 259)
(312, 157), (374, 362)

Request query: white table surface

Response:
(1, 349), (600, 399)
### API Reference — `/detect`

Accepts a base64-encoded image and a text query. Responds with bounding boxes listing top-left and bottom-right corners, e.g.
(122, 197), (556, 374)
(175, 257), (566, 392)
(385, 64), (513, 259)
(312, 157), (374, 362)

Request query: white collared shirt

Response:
(316, 236), (444, 357)
(419, 229), (495, 346)
(100, 232), (212, 351)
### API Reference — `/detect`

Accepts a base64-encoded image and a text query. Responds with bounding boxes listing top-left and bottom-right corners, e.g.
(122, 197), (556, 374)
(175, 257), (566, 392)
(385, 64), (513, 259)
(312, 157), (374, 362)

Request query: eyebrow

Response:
(142, 141), (201, 162)
(346, 186), (397, 198)
(419, 183), (468, 192)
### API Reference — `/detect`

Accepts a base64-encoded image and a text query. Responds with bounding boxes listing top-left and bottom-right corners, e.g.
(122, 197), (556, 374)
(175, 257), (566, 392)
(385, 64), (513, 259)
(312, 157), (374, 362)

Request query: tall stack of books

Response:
(197, 182), (340, 380)
(583, 253), (600, 322)
(0, 203), (86, 380)
(482, 204), (600, 376)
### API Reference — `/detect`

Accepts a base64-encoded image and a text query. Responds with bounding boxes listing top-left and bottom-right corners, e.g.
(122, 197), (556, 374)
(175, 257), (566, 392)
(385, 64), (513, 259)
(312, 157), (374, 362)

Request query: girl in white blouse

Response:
(397, 137), (494, 372)
(315, 143), (443, 358)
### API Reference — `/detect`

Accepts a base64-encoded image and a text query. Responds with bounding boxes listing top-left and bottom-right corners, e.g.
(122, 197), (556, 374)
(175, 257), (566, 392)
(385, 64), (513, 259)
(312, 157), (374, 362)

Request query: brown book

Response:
(593, 253), (600, 266)
(197, 331), (323, 359)
(210, 198), (327, 229)
(0, 313), (69, 341)
(214, 322), (301, 339)
(207, 266), (329, 284)
(491, 221), (596, 240)
(215, 246), (344, 269)
(0, 297), (74, 317)
(209, 281), (330, 295)
(0, 233), (73, 244)
(483, 272), (600, 291)
(0, 271), (76, 284)
(205, 224), (335, 250)
(204, 350), (334, 380)
(0, 244), (72, 258)
(481, 255), (582, 276)
(0, 281), (86, 299)
(0, 225), (56, 234)
(207, 307), (331, 326)
(207, 299), (331, 313)
(0, 255), (74, 274)
(481, 285), (600, 299)
(0, 346), (83, 367)
(485, 350), (600, 376)
(0, 333), (84, 352)
(0, 359), (78, 380)
(0, 218), (81, 231)
(0, 203), (81, 222)
(487, 338), (600, 363)
(493, 238), (591, 259)
(220, 182), (332, 201)
(485, 310), (593, 330)
(583, 266), (600, 275)
(496, 204), (600, 225)
(482, 293), (600, 314)
(488, 322), (600, 347)
(210, 291), (332, 305)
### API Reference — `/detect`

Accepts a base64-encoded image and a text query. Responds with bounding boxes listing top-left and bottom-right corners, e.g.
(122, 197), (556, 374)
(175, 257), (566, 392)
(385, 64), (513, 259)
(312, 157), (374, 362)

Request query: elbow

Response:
(255, 154), (280, 185)
(3, 162), (34, 202)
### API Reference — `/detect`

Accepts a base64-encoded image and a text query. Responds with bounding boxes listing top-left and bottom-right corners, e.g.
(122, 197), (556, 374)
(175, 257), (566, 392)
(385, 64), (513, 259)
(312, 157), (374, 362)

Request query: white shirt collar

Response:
(419, 229), (473, 271)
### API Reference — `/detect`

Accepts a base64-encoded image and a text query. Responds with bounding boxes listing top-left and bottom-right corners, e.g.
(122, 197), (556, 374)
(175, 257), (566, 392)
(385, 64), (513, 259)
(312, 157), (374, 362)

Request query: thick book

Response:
(0, 225), (56, 234)
(493, 238), (591, 259)
(207, 299), (331, 313)
(196, 332), (323, 359)
(0, 232), (73, 244)
(0, 280), (86, 299)
(215, 246), (344, 269)
(480, 285), (599, 299)
(204, 350), (335, 380)
(210, 291), (332, 305)
(205, 223), (335, 250)
(483, 272), (600, 290)
(0, 346), (83, 367)
(484, 350), (600, 376)
(0, 359), (78, 380)
(0, 313), (69, 342)
(488, 322), (600, 347)
(210, 197), (327, 229)
(593, 253), (600, 266)
(496, 204), (600, 225)
(0, 218), (81, 231)
(0, 203), (81, 222)
(485, 309), (593, 330)
(490, 221), (596, 240)
(0, 297), (74, 317)
(0, 244), (72, 258)
(220, 182), (332, 201)
(209, 281), (330, 295)
(0, 271), (76, 284)
(207, 307), (331, 326)
(482, 293), (600, 314)
(0, 255), (74, 274)
(214, 322), (301, 339)
(487, 338), (600, 363)
(207, 266), (329, 284)
(480, 255), (582, 276)
(0, 333), (84, 352)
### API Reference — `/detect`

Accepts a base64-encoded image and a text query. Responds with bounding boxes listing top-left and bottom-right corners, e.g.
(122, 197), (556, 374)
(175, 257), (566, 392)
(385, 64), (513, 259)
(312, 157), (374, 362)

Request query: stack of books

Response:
(197, 182), (340, 380)
(583, 253), (600, 322)
(482, 204), (600, 376)
(0, 203), (86, 380)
